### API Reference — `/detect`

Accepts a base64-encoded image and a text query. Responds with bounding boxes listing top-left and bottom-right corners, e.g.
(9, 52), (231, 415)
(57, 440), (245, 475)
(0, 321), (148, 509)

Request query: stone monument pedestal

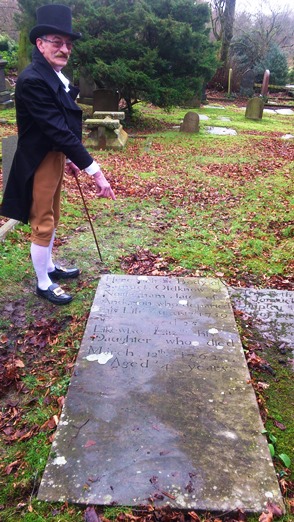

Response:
(85, 111), (128, 150)
(0, 90), (14, 109)
(0, 58), (14, 109)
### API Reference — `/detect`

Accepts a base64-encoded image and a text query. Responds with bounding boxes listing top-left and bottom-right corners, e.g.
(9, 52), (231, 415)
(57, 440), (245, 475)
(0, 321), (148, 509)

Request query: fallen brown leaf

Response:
(160, 490), (176, 500)
(40, 415), (58, 431)
(10, 425), (39, 442)
(258, 513), (273, 522)
(266, 501), (284, 517)
(273, 420), (286, 431)
(5, 460), (21, 474)
(84, 506), (102, 522)
(279, 478), (288, 495)
(287, 498), (294, 513)
(14, 359), (25, 368)
(57, 396), (65, 408)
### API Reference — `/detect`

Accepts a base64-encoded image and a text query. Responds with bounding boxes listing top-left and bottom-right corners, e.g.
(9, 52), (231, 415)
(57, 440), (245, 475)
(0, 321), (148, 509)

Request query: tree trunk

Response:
(125, 96), (134, 117)
(220, 0), (236, 67)
(18, 28), (31, 74)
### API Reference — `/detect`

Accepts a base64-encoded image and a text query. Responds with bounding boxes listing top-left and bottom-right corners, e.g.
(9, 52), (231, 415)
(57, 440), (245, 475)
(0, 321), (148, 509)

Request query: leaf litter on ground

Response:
(0, 96), (293, 520)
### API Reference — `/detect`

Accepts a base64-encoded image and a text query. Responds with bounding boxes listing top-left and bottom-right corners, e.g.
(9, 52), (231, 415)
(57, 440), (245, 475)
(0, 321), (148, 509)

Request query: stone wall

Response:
(0, 0), (20, 41)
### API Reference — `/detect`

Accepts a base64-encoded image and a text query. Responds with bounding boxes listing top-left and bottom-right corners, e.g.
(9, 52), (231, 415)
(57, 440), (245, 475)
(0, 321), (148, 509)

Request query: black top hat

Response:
(29, 4), (81, 44)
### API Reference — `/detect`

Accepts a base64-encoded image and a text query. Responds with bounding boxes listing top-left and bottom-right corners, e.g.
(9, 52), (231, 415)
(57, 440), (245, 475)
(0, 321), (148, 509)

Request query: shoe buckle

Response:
(53, 286), (65, 296)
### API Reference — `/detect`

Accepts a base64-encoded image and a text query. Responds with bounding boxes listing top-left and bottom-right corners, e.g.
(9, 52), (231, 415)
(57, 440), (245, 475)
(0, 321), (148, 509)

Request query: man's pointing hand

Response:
(94, 170), (116, 200)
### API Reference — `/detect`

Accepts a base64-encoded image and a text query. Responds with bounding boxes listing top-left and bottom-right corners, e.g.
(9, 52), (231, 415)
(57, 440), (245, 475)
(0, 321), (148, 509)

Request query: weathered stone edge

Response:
(0, 218), (19, 240)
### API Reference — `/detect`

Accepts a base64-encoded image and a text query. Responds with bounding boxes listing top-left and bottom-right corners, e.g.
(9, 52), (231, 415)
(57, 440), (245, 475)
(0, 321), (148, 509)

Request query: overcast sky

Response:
(235, 0), (294, 15)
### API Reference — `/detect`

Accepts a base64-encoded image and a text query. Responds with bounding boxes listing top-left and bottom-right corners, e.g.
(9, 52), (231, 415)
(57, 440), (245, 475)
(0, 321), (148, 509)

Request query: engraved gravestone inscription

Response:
(38, 276), (283, 512)
(230, 287), (293, 359)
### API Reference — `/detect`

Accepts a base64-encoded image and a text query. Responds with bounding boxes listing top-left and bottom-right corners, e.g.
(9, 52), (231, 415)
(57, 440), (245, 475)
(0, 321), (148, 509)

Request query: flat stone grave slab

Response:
(230, 287), (293, 367)
(38, 276), (283, 512)
(205, 126), (237, 136)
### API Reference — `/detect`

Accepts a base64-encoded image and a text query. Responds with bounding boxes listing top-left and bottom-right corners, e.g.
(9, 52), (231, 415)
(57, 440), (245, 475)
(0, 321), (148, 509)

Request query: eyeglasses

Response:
(41, 37), (73, 50)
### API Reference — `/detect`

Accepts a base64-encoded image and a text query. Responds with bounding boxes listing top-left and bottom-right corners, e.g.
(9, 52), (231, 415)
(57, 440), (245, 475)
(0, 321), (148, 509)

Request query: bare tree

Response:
(209, 0), (294, 88)
(210, 0), (236, 66)
(228, 1), (293, 86)
(234, 1), (294, 65)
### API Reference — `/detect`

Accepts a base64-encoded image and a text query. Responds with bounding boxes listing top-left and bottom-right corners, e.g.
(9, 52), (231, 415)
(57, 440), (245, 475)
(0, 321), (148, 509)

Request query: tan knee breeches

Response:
(29, 151), (65, 246)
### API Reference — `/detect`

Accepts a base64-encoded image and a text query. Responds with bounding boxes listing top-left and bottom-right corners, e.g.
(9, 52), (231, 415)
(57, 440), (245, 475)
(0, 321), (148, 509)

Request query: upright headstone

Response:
(240, 69), (255, 97)
(93, 89), (119, 112)
(38, 275), (283, 513)
(78, 73), (97, 105)
(261, 70), (270, 98)
(245, 97), (264, 120)
(180, 112), (200, 133)
(0, 57), (14, 109)
(1, 135), (17, 193)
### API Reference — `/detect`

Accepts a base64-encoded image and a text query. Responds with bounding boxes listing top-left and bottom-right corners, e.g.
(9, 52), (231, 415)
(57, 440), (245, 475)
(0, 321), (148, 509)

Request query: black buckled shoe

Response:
(37, 284), (73, 305)
(48, 264), (80, 280)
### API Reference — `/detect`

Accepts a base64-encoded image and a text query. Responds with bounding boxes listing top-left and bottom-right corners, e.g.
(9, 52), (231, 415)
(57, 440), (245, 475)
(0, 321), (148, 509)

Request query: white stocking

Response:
(30, 243), (53, 290)
(47, 229), (56, 273)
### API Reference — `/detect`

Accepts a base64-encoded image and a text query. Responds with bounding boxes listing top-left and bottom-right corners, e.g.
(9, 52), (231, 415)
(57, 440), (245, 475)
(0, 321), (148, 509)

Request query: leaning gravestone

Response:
(240, 69), (255, 97)
(245, 97), (264, 121)
(180, 112), (199, 133)
(261, 70), (270, 98)
(38, 275), (283, 513)
(1, 135), (17, 193)
(78, 73), (97, 105)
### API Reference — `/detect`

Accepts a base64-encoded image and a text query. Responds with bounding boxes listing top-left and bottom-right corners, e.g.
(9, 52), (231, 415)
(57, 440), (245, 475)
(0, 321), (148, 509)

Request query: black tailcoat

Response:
(0, 49), (93, 224)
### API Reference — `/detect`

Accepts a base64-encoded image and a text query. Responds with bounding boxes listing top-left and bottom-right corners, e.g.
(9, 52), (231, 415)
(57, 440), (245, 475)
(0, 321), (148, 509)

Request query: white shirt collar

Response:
(54, 70), (70, 92)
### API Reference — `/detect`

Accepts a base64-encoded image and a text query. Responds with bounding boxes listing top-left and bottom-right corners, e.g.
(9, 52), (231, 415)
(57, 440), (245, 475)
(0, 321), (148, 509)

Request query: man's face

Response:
(36, 34), (73, 71)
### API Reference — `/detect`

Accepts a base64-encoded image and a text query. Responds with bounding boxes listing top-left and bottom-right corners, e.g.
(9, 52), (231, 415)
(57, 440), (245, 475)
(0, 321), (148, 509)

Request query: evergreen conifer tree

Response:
(70, 0), (218, 112)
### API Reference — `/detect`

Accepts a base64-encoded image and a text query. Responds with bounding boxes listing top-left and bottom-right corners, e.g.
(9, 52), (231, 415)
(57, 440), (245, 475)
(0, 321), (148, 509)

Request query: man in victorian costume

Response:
(0, 4), (115, 305)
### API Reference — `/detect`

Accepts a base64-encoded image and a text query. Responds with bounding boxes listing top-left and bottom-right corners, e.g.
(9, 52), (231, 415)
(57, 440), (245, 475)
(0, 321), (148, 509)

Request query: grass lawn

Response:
(0, 100), (293, 522)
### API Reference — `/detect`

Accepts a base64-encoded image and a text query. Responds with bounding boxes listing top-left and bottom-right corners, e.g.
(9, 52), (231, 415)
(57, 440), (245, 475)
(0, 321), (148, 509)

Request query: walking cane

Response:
(73, 172), (103, 262)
